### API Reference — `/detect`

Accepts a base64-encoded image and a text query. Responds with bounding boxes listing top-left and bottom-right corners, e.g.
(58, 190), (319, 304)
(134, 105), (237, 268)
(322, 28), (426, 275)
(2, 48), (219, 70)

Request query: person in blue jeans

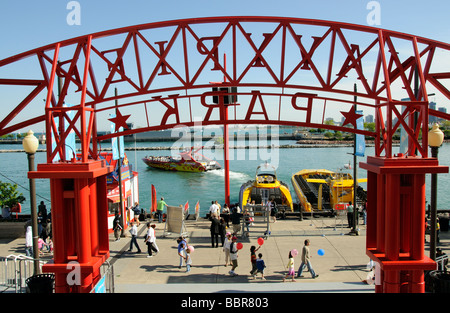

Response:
(157, 197), (167, 223)
(297, 239), (319, 279)
(177, 236), (187, 269)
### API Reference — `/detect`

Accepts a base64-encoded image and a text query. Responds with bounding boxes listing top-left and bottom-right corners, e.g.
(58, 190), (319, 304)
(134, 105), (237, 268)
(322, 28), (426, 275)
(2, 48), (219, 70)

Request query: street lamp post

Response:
(22, 130), (40, 275)
(428, 123), (444, 261)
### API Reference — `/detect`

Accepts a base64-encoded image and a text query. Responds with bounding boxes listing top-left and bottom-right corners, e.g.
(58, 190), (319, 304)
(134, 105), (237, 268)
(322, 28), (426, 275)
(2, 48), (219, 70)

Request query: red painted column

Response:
(50, 179), (69, 293)
(34, 160), (112, 293)
(89, 178), (101, 287)
(384, 173), (401, 292)
(361, 156), (447, 293)
(411, 174), (426, 260)
(89, 178), (99, 257)
(223, 103), (230, 206)
(376, 173), (385, 253)
(97, 175), (109, 254)
(385, 174), (400, 261)
(74, 178), (93, 292)
(410, 174), (427, 293)
(366, 171), (377, 248)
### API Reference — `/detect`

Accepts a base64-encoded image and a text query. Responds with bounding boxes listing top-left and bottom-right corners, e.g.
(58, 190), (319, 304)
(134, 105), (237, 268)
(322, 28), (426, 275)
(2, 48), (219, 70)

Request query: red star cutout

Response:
(340, 107), (363, 128)
(108, 110), (131, 133)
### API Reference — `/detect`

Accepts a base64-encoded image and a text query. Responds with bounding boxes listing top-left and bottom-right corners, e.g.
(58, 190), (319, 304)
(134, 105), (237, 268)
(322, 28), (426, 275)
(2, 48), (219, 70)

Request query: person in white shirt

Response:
(128, 221), (141, 253)
(209, 201), (219, 218)
(25, 226), (33, 257)
(223, 232), (232, 267)
(228, 236), (239, 276)
(145, 223), (159, 257)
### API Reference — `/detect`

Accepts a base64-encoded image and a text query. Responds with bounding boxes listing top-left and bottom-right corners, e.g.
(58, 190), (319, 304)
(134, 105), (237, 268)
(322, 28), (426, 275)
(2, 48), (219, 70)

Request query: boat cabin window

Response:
(257, 174), (276, 184)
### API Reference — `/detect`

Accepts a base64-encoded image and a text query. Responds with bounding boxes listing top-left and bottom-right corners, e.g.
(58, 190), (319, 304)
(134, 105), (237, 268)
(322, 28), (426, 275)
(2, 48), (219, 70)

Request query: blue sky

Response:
(1, 0), (448, 60)
(0, 0), (449, 132)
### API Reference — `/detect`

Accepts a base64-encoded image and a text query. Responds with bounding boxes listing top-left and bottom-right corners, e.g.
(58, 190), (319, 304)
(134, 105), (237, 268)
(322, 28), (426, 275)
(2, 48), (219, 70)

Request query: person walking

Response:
(144, 223), (158, 257)
(157, 197), (167, 223)
(132, 202), (141, 221)
(113, 212), (123, 241)
(219, 218), (226, 247)
(185, 247), (192, 273)
(255, 253), (266, 280)
(177, 236), (188, 269)
(38, 201), (47, 221)
(223, 232), (232, 267)
(128, 221), (141, 253)
(25, 226), (33, 257)
(222, 204), (230, 227)
(269, 197), (278, 223)
(228, 236), (239, 276)
(283, 251), (296, 282)
(209, 201), (219, 218)
(347, 201), (354, 228)
(244, 210), (251, 234)
(249, 245), (261, 279)
(297, 239), (319, 279)
(210, 215), (220, 248)
(230, 208), (243, 236)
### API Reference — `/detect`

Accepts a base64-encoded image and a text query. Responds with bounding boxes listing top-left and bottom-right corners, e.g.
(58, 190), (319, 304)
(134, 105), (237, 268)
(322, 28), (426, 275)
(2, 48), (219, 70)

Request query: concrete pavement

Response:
(108, 215), (376, 293)
(2, 214), (449, 293)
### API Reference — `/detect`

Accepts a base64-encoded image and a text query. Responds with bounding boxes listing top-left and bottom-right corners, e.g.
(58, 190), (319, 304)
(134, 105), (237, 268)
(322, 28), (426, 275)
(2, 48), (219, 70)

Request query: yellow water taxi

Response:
(291, 169), (367, 216)
(239, 163), (294, 214)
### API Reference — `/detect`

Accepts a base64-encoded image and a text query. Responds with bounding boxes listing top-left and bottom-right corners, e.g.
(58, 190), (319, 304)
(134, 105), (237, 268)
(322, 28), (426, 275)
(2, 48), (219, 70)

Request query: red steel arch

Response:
(1, 17), (449, 293)
(1, 16), (450, 161)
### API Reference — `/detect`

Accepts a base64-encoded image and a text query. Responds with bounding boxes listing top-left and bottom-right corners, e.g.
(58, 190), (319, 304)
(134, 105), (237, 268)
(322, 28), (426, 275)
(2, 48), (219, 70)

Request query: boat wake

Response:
(207, 169), (250, 180)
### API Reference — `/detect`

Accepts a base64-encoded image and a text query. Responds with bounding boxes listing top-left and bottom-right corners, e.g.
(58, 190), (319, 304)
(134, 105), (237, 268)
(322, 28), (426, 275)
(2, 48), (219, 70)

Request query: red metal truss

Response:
(0, 17), (449, 162)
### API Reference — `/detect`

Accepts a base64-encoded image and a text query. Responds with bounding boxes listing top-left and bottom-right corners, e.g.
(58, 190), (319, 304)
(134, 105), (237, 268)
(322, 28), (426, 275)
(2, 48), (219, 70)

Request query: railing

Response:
(91, 260), (115, 293)
(436, 254), (449, 272)
(242, 205), (270, 239)
(0, 254), (45, 293)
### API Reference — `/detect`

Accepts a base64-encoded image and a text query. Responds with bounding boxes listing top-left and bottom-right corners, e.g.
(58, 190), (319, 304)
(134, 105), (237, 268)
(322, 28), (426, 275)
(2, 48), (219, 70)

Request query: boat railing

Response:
(243, 204), (270, 239)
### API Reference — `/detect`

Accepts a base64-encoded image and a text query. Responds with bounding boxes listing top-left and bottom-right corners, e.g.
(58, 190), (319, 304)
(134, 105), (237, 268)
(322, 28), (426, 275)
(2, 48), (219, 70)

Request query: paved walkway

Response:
(109, 215), (375, 293)
(2, 214), (449, 293)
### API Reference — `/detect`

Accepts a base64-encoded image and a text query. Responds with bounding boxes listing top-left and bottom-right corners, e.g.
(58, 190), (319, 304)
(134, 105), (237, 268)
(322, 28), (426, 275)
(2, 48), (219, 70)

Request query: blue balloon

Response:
(317, 249), (325, 256)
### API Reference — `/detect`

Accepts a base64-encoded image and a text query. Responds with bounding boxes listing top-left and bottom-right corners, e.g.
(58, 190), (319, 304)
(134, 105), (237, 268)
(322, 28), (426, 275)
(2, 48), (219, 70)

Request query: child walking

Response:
(249, 245), (261, 278)
(283, 251), (296, 282)
(255, 253), (266, 280)
(185, 247), (192, 273)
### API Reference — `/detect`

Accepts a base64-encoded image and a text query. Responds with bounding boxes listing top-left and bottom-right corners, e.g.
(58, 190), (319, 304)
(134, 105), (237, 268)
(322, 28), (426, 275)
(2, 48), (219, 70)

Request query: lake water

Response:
(1, 141), (449, 216)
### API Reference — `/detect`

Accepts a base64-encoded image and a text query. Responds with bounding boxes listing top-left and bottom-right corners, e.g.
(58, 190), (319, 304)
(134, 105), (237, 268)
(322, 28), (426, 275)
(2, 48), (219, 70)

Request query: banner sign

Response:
(355, 110), (365, 157)
(110, 113), (124, 160)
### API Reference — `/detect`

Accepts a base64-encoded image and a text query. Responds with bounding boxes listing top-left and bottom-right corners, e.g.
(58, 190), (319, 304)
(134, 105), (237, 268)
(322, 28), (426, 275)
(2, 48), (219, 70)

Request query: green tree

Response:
(0, 181), (25, 208)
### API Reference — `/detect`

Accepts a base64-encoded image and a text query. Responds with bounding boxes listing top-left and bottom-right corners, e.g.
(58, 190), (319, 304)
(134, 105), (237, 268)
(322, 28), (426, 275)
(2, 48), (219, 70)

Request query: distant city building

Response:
(438, 107), (447, 122)
(429, 102), (438, 124)
(365, 115), (374, 123)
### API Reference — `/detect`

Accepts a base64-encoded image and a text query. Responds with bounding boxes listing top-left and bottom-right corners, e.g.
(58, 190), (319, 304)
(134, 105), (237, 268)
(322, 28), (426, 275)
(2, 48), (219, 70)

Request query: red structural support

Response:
(1, 17), (450, 293)
(29, 160), (112, 293)
(361, 156), (448, 293)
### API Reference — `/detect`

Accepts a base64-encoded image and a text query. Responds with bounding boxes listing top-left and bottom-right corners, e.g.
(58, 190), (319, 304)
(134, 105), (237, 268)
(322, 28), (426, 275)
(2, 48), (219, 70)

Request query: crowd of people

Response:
(125, 197), (322, 281)
(25, 201), (53, 257)
(24, 196), (447, 283)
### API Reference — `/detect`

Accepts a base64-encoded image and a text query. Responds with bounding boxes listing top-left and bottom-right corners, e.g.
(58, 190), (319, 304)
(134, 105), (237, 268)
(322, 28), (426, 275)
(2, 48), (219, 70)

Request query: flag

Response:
(195, 201), (200, 215)
(151, 185), (157, 213)
(355, 110), (365, 157)
(184, 201), (189, 214)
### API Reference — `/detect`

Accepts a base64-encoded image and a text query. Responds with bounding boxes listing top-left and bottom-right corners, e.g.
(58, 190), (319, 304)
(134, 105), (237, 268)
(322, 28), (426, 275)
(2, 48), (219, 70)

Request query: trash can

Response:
(25, 274), (55, 293)
(429, 270), (450, 293)
(439, 217), (449, 232)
